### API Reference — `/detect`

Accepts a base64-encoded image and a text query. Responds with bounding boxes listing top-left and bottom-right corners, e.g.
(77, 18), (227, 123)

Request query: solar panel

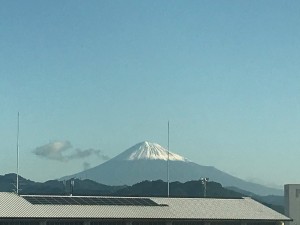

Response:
(22, 196), (162, 206)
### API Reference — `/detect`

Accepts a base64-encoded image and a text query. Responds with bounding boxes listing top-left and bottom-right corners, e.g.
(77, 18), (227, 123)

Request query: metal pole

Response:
(16, 112), (20, 194)
(167, 121), (170, 197)
(71, 179), (74, 196)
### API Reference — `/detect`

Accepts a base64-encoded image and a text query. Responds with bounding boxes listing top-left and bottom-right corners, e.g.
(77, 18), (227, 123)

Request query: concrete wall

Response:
(284, 184), (300, 225)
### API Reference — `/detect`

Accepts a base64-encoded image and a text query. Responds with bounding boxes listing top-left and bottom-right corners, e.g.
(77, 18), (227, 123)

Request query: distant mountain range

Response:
(0, 173), (284, 214)
(0, 173), (124, 195)
(62, 141), (282, 196)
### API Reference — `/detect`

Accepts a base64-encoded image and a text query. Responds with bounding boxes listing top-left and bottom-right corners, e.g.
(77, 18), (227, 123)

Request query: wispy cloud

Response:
(33, 141), (110, 162)
(83, 162), (91, 171)
(68, 148), (110, 161)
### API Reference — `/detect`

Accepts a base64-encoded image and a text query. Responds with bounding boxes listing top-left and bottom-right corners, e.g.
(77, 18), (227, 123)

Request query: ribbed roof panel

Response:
(0, 192), (291, 221)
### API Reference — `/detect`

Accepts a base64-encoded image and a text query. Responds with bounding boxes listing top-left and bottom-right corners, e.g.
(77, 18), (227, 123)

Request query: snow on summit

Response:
(112, 141), (189, 161)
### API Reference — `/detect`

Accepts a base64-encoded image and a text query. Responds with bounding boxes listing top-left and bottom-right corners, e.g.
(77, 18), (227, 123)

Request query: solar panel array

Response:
(22, 196), (161, 206)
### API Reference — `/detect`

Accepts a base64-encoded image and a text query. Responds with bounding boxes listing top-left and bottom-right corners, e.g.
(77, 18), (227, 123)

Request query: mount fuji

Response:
(61, 141), (282, 196)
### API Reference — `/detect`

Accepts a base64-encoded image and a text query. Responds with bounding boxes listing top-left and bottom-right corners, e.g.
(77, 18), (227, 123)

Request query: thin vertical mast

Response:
(167, 121), (170, 197)
(16, 112), (20, 194)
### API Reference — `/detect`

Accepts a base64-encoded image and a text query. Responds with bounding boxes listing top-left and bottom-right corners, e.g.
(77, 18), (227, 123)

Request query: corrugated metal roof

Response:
(0, 192), (290, 221)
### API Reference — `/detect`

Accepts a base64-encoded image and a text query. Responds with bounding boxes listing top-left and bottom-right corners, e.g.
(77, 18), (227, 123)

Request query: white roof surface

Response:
(0, 192), (290, 221)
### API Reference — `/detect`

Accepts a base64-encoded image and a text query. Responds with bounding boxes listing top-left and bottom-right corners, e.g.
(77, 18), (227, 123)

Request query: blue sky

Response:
(1, 0), (300, 187)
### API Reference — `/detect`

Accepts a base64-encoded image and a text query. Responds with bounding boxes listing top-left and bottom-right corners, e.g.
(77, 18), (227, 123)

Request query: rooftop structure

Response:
(0, 192), (290, 225)
(284, 184), (300, 225)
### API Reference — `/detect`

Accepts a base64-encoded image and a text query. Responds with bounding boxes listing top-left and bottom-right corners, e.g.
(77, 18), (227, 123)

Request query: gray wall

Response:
(285, 184), (300, 225)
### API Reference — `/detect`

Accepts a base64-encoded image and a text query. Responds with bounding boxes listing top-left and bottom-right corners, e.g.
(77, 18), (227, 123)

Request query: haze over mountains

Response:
(62, 141), (282, 196)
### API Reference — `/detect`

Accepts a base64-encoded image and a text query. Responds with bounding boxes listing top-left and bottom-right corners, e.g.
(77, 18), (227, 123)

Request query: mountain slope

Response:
(62, 141), (282, 196)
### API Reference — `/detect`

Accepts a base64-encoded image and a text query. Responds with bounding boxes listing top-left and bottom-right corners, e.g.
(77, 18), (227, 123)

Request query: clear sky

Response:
(1, 0), (300, 188)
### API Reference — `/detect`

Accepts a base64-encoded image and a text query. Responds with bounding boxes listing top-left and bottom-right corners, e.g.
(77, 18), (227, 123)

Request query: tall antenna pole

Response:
(167, 121), (170, 197)
(16, 112), (20, 194)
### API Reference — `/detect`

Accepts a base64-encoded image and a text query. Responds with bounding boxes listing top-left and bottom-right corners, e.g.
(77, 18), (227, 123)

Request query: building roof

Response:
(0, 192), (290, 221)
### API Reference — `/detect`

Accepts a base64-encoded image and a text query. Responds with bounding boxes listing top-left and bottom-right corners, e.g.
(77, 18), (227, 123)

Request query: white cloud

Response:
(33, 141), (110, 162)
(33, 141), (72, 161)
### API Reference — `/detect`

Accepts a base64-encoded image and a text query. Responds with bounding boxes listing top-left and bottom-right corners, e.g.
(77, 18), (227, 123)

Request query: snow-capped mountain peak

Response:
(112, 141), (189, 162)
